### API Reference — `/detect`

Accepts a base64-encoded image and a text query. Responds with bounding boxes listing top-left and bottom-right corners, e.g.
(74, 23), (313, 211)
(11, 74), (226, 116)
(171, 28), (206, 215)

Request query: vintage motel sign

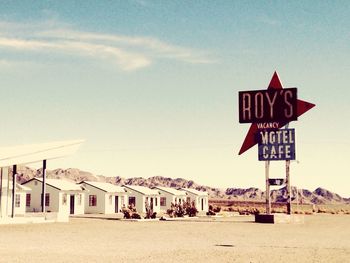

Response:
(238, 72), (315, 155)
(237, 72), (315, 217)
(258, 129), (296, 161)
(239, 88), (297, 123)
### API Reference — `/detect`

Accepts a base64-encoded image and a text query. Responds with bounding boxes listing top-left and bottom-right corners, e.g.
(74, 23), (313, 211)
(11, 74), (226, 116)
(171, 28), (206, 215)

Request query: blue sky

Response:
(0, 1), (349, 196)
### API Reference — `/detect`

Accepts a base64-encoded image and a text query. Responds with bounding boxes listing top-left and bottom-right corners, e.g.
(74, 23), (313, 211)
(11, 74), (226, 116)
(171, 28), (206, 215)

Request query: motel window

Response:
(160, 197), (166, 206)
(77, 194), (82, 206)
(155, 197), (158, 206)
(89, 195), (97, 207)
(62, 194), (67, 205)
(46, 193), (50, 206)
(15, 194), (20, 207)
(26, 194), (31, 207)
(129, 197), (136, 207)
(41, 193), (50, 206)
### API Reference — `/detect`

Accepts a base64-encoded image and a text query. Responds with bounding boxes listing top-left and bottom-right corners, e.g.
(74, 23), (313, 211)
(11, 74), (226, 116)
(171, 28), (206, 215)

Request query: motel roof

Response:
(23, 178), (83, 192)
(16, 184), (31, 192)
(80, 181), (125, 193)
(8, 183), (32, 192)
(181, 188), (208, 196)
(153, 186), (187, 196)
(123, 185), (159, 196)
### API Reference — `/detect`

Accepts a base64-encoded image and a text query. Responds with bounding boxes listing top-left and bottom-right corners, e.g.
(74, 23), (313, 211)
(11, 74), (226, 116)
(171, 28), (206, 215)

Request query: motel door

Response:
(115, 196), (119, 213)
(70, 195), (75, 214)
(201, 198), (204, 211)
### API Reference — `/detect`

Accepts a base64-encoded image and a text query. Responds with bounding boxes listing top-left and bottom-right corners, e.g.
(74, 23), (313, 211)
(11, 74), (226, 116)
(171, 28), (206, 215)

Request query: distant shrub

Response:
(185, 201), (198, 217)
(213, 206), (221, 213)
(206, 210), (216, 216)
(294, 211), (304, 215)
(175, 208), (185, 217)
(123, 210), (131, 219)
(305, 211), (313, 215)
(318, 208), (326, 213)
(166, 201), (197, 218)
(131, 213), (141, 219)
(144, 201), (157, 219)
(122, 204), (141, 219)
(251, 208), (261, 215)
(207, 205), (221, 216)
(166, 208), (174, 218)
(238, 209), (250, 215)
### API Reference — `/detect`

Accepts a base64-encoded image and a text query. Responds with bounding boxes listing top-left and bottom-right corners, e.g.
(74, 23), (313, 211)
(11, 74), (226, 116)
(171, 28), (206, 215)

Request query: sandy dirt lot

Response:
(0, 214), (349, 262)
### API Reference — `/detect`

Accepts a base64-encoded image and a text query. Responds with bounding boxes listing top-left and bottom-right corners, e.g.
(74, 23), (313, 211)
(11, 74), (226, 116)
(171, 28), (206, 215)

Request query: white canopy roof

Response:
(0, 139), (84, 168)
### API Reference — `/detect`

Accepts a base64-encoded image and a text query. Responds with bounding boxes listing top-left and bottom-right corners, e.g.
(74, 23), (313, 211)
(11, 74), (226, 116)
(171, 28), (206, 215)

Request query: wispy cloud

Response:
(259, 14), (281, 26)
(0, 20), (215, 71)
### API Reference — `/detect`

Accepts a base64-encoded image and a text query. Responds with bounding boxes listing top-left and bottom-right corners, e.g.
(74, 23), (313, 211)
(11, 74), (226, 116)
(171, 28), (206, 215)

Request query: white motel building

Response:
(23, 178), (85, 216)
(79, 181), (127, 214)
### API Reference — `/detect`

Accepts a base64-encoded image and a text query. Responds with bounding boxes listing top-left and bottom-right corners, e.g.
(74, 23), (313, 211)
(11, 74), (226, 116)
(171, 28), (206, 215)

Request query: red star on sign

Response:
(238, 71), (315, 155)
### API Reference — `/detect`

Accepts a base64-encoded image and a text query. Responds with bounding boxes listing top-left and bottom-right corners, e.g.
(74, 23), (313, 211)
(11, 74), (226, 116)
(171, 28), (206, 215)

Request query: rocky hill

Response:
(14, 166), (104, 184)
(13, 166), (350, 205)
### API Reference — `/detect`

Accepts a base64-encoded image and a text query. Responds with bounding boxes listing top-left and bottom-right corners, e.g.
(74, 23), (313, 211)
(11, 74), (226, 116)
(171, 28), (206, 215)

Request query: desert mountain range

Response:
(13, 166), (349, 205)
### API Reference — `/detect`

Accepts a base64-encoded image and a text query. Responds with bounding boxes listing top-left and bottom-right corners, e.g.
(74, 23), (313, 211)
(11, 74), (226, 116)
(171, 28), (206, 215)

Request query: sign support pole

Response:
(11, 165), (17, 218)
(265, 160), (271, 214)
(41, 159), (46, 213)
(286, 160), (291, 214)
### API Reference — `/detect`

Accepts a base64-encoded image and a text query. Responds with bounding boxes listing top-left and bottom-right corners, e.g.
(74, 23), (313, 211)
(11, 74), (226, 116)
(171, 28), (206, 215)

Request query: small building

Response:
(15, 184), (32, 215)
(123, 185), (160, 214)
(1, 183), (32, 217)
(23, 178), (85, 216)
(79, 181), (127, 214)
(153, 186), (187, 212)
(181, 188), (209, 213)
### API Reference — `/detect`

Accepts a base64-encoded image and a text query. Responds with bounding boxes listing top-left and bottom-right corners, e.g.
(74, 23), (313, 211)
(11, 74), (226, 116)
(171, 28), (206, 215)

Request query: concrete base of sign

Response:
(255, 213), (304, 224)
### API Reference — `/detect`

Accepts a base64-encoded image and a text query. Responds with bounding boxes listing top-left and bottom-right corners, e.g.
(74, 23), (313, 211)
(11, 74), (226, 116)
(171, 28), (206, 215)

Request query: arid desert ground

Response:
(0, 214), (349, 263)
